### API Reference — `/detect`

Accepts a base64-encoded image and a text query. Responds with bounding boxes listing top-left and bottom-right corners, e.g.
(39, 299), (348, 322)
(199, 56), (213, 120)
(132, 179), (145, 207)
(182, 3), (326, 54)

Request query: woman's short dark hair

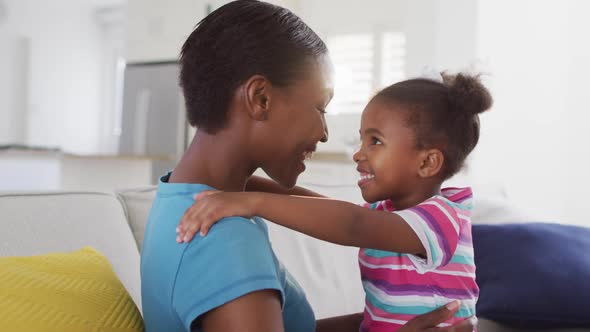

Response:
(375, 73), (493, 179)
(179, 0), (328, 133)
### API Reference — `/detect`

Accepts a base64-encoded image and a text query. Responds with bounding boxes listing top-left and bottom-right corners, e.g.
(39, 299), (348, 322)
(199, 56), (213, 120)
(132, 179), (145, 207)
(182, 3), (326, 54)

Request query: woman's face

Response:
(260, 56), (334, 188)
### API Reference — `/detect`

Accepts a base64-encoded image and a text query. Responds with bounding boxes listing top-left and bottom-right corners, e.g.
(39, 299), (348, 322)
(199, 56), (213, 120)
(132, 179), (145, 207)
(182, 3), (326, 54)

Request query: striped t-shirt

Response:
(359, 187), (478, 332)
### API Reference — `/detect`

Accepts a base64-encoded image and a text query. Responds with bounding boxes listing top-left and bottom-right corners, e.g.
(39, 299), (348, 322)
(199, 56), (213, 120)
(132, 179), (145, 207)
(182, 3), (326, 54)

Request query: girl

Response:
(177, 72), (491, 331)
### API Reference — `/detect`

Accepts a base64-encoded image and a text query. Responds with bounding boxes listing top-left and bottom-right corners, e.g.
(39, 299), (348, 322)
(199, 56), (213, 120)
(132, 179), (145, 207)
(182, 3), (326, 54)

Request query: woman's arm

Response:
(316, 313), (363, 332)
(178, 192), (424, 256)
(197, 290), (284, 332)
(245, 176), (325, 197)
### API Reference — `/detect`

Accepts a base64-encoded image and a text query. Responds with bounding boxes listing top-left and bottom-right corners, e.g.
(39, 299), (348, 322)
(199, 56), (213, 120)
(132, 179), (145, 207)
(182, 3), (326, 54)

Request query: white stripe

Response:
(455, 244), (474, 257)
(366, 306), (451, 327)
(442, 188), (463, 196)
(396, 210), (435, 272)
(359, 256), (417, 271)
(427, 269), (475, 277)
(421, 201), (460, 234)
(457, 213), (471, 223)
(407, 211), (447, 269)
(365, 305), (408, 325)
(364, 281), (478, 308)
(398, 205), (464, 271)
(359, 257), (476, 278)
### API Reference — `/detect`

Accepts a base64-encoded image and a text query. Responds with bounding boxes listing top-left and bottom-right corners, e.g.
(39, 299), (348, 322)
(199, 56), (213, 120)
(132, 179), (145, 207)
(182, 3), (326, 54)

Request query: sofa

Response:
(1, 188), (587, 332)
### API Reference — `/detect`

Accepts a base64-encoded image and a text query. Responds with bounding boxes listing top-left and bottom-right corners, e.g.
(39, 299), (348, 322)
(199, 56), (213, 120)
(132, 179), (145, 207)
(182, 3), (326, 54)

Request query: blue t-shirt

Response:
(141, 173), (316, 332)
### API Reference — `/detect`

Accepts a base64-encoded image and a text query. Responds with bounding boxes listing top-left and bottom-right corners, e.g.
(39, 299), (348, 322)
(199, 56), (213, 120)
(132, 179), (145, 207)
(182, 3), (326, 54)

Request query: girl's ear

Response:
(418, 149), (444, 178)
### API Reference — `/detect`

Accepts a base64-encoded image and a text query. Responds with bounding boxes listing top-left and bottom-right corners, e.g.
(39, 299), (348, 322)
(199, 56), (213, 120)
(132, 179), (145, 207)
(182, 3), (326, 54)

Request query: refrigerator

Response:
(119, 62), (189, 183)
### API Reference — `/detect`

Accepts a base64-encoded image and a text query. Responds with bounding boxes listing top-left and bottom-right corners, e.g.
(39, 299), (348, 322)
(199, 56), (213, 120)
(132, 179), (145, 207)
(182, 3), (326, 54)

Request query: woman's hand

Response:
(400, 301), (477, 332)
(316, 301), (475, 332)
(176, 191), (259, 243)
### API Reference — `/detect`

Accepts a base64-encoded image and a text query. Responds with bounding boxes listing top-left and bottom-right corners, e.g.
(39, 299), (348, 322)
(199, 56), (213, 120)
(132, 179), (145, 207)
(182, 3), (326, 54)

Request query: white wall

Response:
(125, 0), (206, 63)
(0, 0), (122, 154)
(564, 0), (590, 226)
(468, 0), (590, 225)
(294, 0), (479, 153)
(297, 0), (478, 75)
(125, 0), (298, 63)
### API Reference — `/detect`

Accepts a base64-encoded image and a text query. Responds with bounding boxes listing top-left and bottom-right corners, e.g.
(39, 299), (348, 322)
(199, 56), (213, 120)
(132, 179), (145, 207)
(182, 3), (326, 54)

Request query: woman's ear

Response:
(244, 74), (272, 121)
(418, 149), (444, 178)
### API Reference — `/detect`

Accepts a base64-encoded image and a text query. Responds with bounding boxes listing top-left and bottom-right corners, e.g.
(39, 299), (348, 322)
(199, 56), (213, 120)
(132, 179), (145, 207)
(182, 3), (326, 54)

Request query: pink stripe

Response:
(362, 305), (405, 332)
(443, 315), (475, 326)
(437, 262), (476, 274)
(454, 195), (473, 204)
(424, 198), (461, 232)
(411, 204), (458, 263)
(442, 187), (473, 202)
(429, 197), (462, 224)
(359, 251), (416, 266)
(362, 320), (404, 332)
(408, 207), (450, 257)
(374, 203), (384, 211)
(457, 211), (472, 219)
(460, 226), (472, 236)
(384, 199), (395, 211)
(359, 251), (476, 275)
(360, 265), (478, 289)
(366, 300), (416, 321)
(459, 226), (473, 244)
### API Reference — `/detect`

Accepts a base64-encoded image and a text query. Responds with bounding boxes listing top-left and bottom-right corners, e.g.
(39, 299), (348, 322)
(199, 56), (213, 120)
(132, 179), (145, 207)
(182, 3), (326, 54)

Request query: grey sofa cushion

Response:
(116, 187), (157, 252)
(0, 192), (142, 311)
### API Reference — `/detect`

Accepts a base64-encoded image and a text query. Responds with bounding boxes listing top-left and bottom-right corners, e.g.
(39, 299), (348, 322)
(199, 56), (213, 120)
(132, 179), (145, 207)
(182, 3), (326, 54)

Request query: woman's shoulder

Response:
(179, 216), (273, 263)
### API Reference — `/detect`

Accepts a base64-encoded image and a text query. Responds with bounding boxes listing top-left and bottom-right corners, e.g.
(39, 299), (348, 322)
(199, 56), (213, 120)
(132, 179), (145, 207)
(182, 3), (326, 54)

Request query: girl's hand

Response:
(176, 191), (258, 243)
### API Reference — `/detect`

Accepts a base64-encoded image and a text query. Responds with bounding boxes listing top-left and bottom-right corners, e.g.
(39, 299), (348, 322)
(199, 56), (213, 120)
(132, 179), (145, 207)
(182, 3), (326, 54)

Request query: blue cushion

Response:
(473, 223), (590, 328)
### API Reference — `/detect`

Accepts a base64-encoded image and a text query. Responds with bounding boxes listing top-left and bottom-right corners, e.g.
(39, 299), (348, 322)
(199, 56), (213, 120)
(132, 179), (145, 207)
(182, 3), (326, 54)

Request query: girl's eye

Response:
(371, 137), (382, 145)
(317, 108), (327, 114)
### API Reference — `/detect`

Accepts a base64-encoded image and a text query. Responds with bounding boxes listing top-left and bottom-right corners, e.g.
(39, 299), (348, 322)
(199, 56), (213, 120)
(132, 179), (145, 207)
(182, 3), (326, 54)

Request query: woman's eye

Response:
(317, 108), (327, 114)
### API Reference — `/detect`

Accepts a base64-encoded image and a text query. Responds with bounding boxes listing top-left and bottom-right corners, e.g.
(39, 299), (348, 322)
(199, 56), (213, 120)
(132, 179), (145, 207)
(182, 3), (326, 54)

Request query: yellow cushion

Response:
(0, 247), (144, 332)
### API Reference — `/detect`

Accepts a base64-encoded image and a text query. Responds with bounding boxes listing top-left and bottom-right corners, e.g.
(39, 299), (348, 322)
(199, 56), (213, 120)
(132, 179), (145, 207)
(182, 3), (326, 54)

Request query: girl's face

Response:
(259, 56), (334, 188)
(353, 100), (423, 203)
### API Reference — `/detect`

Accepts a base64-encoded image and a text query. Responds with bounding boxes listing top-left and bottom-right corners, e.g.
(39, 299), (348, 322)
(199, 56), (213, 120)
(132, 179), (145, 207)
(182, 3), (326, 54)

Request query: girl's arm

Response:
(245, 176), (325, 198)
(247, 193), (424, 254)
(177, 192), (425, 256)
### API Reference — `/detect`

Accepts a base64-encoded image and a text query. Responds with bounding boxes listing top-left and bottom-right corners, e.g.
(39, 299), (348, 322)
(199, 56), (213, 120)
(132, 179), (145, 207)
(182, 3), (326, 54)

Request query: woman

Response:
(140, 1), (476, 331)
